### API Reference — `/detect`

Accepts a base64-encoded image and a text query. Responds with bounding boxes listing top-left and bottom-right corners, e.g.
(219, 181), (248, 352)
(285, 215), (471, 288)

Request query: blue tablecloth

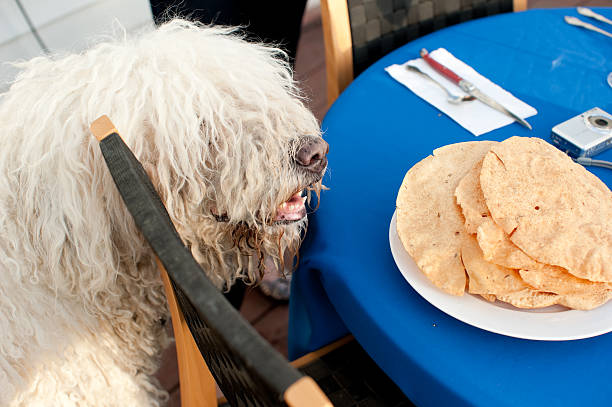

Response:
(288, 7), (612, 407)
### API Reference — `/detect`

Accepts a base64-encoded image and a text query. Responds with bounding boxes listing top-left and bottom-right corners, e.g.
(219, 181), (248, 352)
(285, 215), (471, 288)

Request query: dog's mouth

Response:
(212, 183), (321, 226)
(274, 189), (307, 224)
(212, 173), (325, 226)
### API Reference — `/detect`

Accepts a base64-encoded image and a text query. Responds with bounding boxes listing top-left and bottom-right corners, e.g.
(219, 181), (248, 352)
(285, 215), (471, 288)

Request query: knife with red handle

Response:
(420, 48), (532, 130)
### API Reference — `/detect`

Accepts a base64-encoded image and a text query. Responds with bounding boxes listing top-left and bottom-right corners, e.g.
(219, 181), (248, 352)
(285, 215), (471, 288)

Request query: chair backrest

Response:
(321, 0), (527, 105)
(90, 116), (332, 407)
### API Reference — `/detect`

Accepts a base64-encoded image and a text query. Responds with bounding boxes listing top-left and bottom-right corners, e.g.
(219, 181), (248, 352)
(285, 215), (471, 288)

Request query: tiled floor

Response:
(155, 0), (610, 404)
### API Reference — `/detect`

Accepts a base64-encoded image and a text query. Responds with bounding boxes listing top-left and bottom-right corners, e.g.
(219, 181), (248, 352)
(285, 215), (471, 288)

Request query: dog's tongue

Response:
(275, 192), (306, 221)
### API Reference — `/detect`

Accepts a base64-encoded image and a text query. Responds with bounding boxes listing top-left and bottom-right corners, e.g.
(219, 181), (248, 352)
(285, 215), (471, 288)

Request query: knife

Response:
(419, 49), (532, 130)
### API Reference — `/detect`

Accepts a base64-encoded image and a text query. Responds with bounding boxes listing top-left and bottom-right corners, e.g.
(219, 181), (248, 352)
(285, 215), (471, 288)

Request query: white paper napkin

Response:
(385, 48), (537, 136)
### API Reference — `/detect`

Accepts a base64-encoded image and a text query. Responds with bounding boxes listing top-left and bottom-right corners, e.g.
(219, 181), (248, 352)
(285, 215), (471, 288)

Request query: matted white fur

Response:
(0, 20), (324, 406)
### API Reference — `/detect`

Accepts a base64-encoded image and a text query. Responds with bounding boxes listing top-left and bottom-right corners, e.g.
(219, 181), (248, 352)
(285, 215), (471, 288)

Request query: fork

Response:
(405, 64), (475, 104)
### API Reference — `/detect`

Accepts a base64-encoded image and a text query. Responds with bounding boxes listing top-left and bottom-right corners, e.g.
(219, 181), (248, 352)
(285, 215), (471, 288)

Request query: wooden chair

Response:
(321, 0), (528, 105)
(90, 116), (415, 407)
(90, 116), (331, 407)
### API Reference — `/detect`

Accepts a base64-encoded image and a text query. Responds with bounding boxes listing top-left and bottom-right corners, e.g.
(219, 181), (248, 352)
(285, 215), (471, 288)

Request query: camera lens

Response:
(586, 114), (612, 132)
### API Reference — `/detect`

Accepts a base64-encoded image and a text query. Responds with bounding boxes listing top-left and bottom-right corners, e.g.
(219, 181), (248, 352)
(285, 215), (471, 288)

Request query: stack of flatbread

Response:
(396, 136), (612, 310)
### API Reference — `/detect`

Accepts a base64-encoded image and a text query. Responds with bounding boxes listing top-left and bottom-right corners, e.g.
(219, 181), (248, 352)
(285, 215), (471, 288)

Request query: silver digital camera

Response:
(551, 107), (612, 157)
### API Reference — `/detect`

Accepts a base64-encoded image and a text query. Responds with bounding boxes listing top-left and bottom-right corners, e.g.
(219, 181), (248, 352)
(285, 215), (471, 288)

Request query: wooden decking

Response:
(155, 0), (607, 404)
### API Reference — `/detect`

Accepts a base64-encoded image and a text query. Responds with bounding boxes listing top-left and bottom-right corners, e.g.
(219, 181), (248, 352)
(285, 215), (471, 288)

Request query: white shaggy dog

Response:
(0, 20), (327, 406)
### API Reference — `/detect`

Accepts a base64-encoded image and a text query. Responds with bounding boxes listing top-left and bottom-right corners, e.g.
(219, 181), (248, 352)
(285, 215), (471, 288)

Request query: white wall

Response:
(0, 0), (321, 92)
(306, 0), (320, 10)
(0, 0), (154, 91)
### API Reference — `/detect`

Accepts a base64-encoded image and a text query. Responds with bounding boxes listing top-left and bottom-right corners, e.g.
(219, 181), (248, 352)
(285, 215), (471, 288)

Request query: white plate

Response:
(389, 210), (612, 341)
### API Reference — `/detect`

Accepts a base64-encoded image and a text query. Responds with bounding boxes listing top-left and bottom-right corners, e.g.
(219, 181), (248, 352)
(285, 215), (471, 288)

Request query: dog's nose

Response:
(295, 137), (328, 172)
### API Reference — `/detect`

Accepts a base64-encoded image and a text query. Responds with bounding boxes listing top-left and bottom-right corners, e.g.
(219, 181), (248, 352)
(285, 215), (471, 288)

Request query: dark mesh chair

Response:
(321, 0), (527, 104)
(90, 116), (417, 407)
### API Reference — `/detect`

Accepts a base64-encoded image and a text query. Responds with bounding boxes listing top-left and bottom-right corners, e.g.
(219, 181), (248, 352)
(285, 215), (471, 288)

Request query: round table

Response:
(288, 7), (612, 407)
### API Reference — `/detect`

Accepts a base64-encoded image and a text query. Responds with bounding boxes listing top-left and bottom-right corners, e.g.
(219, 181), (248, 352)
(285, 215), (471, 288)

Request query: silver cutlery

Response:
(568, 9), (612, 88)
(405, 64), (475, 104)
(564, 16), (612, 39)
(577, 7), (612, 27)
(420, 49), (532, 129)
